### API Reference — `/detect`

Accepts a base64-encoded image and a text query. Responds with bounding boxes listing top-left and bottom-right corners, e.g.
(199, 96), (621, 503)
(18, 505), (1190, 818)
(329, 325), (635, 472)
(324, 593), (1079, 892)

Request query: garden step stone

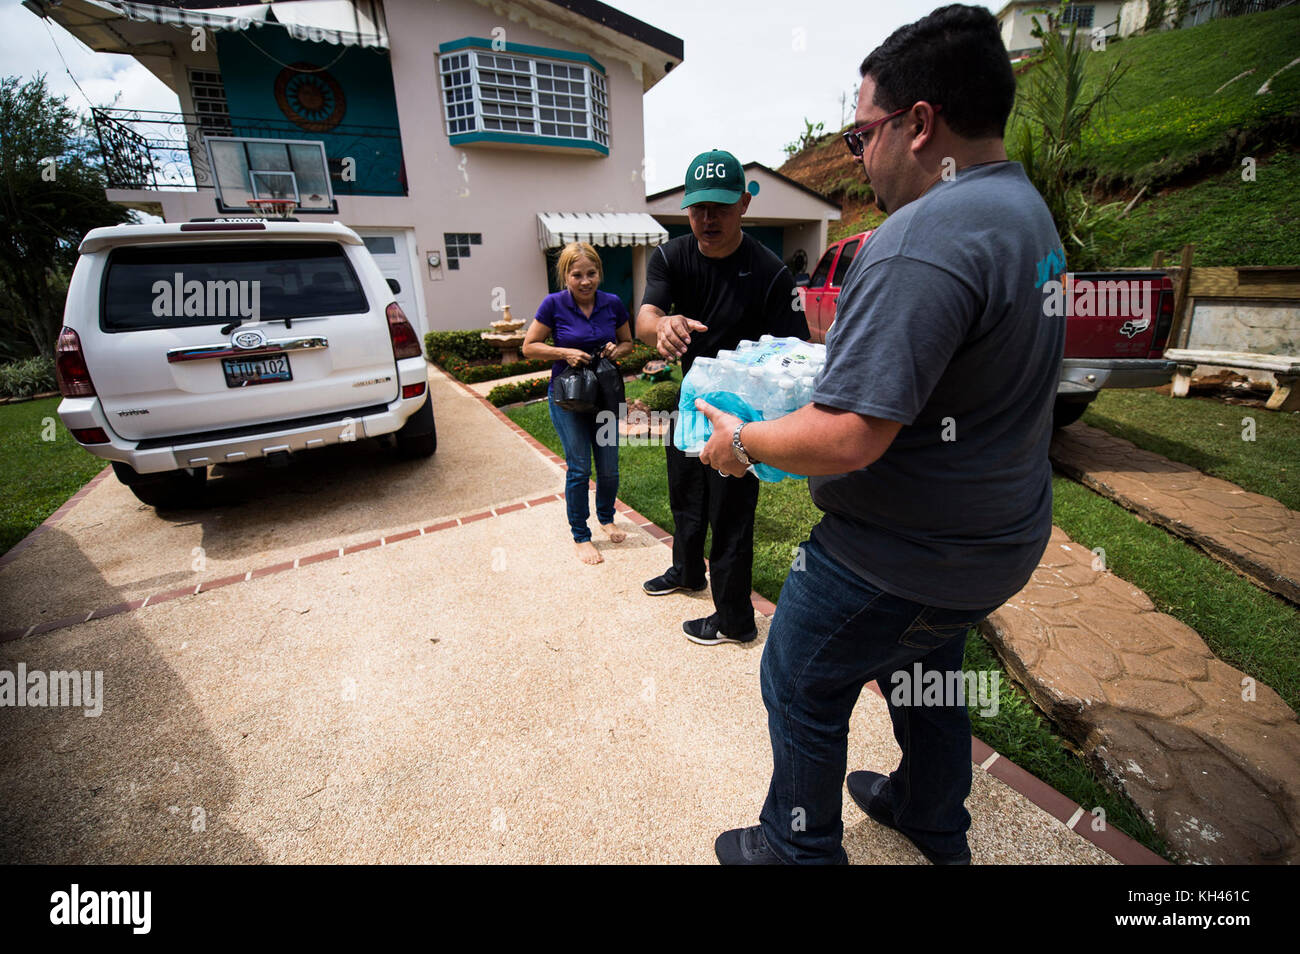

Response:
(985, 527), (1300, 864)
(1050, 423), (1300, 604)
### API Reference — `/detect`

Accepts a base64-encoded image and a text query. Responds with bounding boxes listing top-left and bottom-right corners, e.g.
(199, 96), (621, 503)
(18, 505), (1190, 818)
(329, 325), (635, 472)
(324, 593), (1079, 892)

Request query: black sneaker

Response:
(845, 770), (971, 865)
(714, 825), (784, 865)
(682, 613), (757, 645)
(643, 570), (707, 596)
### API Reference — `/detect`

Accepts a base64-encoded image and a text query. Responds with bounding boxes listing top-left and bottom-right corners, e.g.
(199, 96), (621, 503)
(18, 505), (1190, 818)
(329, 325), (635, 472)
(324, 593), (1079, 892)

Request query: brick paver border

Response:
(0, 466), (113, 573)
(0, 494), (566, 644)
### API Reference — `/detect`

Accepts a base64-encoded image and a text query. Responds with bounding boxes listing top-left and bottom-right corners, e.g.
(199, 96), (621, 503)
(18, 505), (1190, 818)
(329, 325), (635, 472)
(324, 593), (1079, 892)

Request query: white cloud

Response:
(617, 0), (998, 192)
(1, 3), (179, 114)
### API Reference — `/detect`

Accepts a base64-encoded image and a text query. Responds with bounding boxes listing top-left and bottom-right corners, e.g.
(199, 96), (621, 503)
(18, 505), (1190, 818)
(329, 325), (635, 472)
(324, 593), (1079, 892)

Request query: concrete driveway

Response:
(0, 366), (1127, 864)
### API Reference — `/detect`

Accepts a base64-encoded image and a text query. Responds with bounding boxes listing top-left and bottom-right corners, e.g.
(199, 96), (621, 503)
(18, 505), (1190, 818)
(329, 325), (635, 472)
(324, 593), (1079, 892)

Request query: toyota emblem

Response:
(232, 329), (266, 350)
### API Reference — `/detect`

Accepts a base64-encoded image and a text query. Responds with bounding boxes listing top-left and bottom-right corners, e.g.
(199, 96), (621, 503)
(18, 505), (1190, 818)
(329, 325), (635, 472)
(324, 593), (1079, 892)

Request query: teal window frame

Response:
(438, 37), (609, 154)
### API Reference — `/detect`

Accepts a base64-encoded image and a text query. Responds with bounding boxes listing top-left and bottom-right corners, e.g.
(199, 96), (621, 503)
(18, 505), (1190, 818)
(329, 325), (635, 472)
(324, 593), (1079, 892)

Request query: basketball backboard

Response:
(205, 137), (336, 214)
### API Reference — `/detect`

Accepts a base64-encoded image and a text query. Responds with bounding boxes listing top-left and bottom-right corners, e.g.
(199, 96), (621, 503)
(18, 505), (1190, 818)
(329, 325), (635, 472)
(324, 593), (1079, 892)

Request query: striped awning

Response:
(537, 212), (669, 251)
(82, 0), (390, 49)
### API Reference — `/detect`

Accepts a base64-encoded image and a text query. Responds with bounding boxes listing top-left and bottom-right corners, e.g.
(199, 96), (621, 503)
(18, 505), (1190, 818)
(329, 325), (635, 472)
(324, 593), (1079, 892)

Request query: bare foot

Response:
(575, 540), (604, 565)
(599, 522), (627, 543)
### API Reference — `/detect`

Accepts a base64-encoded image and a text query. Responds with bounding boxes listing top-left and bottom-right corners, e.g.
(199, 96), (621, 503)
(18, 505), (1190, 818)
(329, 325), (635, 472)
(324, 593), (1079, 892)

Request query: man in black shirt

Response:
(635, 149), (808, 645)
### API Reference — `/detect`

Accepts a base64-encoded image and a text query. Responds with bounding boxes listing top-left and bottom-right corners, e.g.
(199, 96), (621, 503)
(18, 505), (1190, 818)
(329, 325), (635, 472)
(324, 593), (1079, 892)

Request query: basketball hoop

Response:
(247, 198), (297, 219)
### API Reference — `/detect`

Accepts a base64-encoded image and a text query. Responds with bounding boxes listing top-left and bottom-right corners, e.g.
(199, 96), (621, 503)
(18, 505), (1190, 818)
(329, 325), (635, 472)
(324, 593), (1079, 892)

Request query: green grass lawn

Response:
(1082, 388), (1300, 511)
(1107, 148), (1300, 267)
(506, 379), (1186, 858)
(0, 396), (105, 556)
(1008, 5), (1300, 185)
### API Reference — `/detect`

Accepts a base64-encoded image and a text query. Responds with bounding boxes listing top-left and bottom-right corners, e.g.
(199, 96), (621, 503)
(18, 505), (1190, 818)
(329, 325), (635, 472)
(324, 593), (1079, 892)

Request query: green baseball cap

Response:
(681, 149), (746, 209)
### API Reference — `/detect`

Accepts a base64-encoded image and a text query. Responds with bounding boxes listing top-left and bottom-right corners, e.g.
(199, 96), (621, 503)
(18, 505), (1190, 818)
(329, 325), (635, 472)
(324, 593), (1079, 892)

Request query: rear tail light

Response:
(55, 327), (96, 397)
(1152, 276), (1176, 353)
(402, 382), (426, 400)
(70, 427), (109, 444)
(386, 302), (422, 359)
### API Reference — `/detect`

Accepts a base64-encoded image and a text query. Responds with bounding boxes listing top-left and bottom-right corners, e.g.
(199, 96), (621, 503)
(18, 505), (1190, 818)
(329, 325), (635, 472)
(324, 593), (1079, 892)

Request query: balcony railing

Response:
(90, 108), (406, 197)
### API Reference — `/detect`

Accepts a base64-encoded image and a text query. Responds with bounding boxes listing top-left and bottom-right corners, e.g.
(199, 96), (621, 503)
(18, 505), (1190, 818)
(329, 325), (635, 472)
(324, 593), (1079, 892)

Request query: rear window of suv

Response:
(101, 242), (368, 332)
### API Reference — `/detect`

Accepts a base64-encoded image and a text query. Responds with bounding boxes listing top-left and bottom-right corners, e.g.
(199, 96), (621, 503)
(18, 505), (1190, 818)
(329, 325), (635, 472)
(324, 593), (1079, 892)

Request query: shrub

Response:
(458, 357), (552, 384)
(613, 342), (659, 376)
(641, 381), (681, 412)
(0, 356), (56, 399)
(427, 328), (554, 383)
(424, 330), (500, 362)
(489, 376), (551, 407)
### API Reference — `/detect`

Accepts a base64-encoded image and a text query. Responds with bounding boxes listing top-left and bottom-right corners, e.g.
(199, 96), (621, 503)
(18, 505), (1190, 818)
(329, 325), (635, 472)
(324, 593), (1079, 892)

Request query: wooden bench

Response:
(1164, 348), (1300, 411)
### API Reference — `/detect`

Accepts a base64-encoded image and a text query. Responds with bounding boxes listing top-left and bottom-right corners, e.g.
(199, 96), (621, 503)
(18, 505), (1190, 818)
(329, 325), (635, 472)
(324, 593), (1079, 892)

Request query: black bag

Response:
(592, 354), (625, 413)
(553, 362), (600, 412)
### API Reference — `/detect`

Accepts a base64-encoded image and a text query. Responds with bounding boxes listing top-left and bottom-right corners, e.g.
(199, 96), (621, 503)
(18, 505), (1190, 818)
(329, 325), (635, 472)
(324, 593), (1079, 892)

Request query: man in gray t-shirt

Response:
(699, 4), (1066, 865)
(808, 158), (1064, 611)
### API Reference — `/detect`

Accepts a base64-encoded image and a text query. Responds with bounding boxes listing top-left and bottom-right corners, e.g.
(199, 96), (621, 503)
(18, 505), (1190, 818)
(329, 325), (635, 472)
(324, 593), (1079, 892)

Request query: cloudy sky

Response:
(3, 0), (998, 194)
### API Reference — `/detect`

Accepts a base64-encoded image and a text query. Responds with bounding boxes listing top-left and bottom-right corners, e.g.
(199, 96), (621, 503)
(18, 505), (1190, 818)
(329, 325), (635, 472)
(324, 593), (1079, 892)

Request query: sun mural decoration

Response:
(274, 63), (347, 132)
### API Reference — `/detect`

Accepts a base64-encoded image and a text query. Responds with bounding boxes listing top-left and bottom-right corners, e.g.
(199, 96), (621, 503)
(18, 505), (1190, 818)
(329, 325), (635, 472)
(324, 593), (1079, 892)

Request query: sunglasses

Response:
(842, 104), (942, 157)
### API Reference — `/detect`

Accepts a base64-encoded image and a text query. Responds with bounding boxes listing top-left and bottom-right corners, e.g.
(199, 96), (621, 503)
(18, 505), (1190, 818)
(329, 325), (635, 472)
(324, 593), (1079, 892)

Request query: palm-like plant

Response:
(1011, 6), (1128, 268)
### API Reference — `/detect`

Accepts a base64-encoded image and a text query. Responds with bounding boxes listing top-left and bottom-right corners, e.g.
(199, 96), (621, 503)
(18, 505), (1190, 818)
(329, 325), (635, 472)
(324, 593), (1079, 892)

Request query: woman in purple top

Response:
(522, 242), (634, 565)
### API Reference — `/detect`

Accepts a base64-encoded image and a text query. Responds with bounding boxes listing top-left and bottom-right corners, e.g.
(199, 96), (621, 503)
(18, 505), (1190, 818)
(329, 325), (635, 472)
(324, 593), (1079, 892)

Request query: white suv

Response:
(55, 219), (435, 509)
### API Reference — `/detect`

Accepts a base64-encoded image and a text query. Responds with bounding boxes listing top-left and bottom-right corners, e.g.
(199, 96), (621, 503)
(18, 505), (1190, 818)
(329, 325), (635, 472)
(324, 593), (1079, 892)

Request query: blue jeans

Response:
(548, 391), (619, 543)
(758, 534), (1000, 864)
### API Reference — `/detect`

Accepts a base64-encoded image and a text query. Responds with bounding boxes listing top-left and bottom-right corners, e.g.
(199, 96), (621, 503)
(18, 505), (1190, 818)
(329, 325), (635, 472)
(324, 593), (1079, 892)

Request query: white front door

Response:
(357, 230), (422, 335)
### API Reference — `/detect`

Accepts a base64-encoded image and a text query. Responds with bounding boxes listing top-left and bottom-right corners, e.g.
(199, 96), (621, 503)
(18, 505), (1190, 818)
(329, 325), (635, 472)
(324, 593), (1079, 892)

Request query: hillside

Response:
(779, 6), (1300, 264)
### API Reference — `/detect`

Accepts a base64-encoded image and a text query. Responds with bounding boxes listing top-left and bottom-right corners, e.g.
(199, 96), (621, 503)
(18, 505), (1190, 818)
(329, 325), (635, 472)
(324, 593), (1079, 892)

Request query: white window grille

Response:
(1060, 4), (1095, 28)
(439, 48), (609, 148)
(188, 68), (232, 136)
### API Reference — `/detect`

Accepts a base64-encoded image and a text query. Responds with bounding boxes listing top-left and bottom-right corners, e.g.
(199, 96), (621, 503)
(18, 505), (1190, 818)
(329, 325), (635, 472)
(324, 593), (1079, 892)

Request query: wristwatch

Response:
(732, 423), (759, 466)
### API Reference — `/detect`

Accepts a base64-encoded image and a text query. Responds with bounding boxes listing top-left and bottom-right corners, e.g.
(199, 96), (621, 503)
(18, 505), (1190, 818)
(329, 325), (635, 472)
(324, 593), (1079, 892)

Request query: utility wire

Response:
(41, 17), (96, 110)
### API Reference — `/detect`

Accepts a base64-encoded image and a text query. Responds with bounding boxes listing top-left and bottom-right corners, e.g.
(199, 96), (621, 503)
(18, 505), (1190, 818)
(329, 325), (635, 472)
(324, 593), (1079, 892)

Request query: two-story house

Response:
(995, 2), (1126, 58)
(28, 0), (694, 336)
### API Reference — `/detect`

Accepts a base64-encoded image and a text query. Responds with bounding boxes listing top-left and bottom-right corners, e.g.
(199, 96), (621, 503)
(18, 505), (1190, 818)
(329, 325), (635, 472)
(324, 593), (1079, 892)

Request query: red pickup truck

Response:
(797, 231), (1177, 427)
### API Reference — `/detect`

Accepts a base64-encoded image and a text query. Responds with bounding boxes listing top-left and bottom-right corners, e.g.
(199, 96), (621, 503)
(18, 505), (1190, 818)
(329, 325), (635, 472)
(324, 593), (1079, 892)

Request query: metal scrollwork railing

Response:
(90, 108), (407, 196)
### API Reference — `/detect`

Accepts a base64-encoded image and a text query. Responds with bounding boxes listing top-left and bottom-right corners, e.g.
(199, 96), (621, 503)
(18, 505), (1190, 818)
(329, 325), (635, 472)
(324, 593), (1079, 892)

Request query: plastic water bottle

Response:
(675, 336), (828, 478)
(690, 357), (719, 391)
(772, 374), (798, 419)
(742, 366), (767, 414)
(797, 374), (817, 406)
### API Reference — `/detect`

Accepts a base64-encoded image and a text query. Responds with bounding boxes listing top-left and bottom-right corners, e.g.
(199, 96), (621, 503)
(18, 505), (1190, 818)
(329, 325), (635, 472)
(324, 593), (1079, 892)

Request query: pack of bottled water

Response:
(676, 335), (826, 482)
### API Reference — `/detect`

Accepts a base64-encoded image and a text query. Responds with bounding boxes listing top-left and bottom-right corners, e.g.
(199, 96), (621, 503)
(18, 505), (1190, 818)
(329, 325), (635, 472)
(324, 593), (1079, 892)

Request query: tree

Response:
(782, 118), (826, 159)
(1010, 6), (1127, 269)
(0, 75), (131, 357)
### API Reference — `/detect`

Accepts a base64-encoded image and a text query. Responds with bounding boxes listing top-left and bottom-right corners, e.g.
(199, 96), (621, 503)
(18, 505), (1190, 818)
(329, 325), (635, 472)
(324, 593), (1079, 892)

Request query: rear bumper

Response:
(58, 363), (430, 474)
(1057, 357), (1176, 397)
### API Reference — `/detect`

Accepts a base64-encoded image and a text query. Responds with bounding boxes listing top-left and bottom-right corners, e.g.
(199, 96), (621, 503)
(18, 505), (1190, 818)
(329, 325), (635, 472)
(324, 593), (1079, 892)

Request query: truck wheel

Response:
(394, 397), (437, 458)
(111, 461), (207, 509)
(1053, 395), (1096, 429)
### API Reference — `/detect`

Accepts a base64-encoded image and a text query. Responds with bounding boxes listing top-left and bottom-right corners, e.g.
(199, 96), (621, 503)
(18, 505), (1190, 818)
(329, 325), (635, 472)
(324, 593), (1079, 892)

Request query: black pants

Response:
(664, 421), (760, 635)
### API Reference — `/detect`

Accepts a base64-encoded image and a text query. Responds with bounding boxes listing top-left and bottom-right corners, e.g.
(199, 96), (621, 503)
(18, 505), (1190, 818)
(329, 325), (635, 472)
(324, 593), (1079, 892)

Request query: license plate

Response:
(222, 354), (292, 387)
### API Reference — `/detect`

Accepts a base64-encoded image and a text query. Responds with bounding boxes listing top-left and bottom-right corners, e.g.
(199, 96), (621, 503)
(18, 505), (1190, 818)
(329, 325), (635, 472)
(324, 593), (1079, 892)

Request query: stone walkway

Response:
(983, 526), (1300, 864)
(1051, 423), (1300, 605)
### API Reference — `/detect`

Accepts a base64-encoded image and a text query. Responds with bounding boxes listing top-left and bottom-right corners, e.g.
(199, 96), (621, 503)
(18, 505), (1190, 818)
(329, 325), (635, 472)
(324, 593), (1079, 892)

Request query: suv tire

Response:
(394, 397), (437, 458)
(112, 461), (207, 509)
(1052, 394), (1096, 429)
